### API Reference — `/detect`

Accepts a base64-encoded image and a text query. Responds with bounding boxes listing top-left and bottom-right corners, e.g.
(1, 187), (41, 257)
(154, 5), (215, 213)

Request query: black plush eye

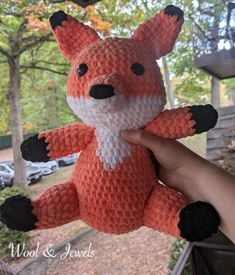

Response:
(77, 63), (88, 76)
(131, 63), (145, 76)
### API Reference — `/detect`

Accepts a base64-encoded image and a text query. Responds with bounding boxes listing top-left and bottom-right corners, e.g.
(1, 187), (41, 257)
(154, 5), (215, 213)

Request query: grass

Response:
(28, 164), (75, 198)
(168, 239), (191, 274)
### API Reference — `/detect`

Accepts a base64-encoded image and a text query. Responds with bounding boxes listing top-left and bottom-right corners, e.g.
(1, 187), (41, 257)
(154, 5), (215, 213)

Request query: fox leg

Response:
(0, 181), (80, 231)
(143, 184), (220, 241)
(32, 181), (80, 229)
(143, 184), (187, 237)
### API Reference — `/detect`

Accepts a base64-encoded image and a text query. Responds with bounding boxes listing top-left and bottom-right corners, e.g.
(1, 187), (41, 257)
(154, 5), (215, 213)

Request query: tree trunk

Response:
(232, 96), (235, 106)
(231, 88), (235, 105)
(8, 56), (27, 189)
(210, 7), (221, 108)
(54, 87), (59, 124)
(211, 77), (220, 107)
(162, 57), (175, 108)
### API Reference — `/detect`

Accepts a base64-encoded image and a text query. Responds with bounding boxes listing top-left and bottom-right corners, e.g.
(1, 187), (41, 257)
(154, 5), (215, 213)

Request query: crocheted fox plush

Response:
(0, 5), (220, 242)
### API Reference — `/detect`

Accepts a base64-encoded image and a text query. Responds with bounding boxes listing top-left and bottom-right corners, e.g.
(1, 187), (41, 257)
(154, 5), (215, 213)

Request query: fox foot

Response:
(178, 201), (220, 242)
(0, 195), (37, 232)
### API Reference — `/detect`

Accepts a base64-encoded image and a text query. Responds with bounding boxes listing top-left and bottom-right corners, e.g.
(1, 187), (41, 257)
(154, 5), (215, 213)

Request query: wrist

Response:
(179, 155), (210, 202)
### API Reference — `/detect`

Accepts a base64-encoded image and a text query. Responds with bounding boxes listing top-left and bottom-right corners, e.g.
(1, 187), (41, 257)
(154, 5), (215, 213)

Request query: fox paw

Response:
(178, 201), (220, 242)
(21, 134), (49, 162)
(164, 5), (184, 21)
(189, 104), (218, 134)
(0, 195), (37, 232)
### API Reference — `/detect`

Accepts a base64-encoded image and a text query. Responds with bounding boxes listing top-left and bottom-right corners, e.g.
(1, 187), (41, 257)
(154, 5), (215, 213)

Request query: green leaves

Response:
(0, 0), (229, 135)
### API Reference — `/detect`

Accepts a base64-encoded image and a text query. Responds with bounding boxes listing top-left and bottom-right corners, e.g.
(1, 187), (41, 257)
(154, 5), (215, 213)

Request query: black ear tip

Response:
(164, 5), (184, 21)
(71, 0), (100, 8)
(50, 10), (68, 30)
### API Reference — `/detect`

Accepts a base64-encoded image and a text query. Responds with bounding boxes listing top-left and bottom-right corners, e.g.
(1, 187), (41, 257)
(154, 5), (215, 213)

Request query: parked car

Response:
(56, 154), (78, 167)
(0, 163), (15, 187)
(0, 161), (42, 186)
(0, 176), (5, 189)
(30, 160), (59, 175)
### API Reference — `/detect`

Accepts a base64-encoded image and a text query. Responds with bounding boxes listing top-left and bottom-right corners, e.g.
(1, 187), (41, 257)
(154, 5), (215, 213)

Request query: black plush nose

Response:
(89, 85), (116, 99)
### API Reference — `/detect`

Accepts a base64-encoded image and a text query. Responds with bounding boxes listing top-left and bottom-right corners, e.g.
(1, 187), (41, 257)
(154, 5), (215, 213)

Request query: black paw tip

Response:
(204, 104), (218, 128)
(50, 10), (68, 30)
(190, 104), (218, 134)
(178, 201), (220, 242)
(0, 195), (37, 232)
(164, 5), (184, 21)
(21, 134), (49, 162)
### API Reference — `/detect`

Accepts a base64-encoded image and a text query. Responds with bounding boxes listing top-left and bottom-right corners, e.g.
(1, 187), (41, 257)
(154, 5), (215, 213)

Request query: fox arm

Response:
(144, 105), (218, 139)
(21, 123), (94, 162)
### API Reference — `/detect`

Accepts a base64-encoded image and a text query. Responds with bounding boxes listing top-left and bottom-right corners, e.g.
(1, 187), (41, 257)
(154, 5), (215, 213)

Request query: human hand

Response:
(121, 130), (209, 200)
(122, 130), (235, 243)
(122, 130), (222, 241)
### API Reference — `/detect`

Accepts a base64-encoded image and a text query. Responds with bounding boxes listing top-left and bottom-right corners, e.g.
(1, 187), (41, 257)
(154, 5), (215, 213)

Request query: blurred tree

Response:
(0, 59), (9, 134)
(162, 57), (175, 108)
(0, 0), (52, 188)
(189, 0), (235, 107)
(225, 78), (235, 105)
(0, 0), (110, 188)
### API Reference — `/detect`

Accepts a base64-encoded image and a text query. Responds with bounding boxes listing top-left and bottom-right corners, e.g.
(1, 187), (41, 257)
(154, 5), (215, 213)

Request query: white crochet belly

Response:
(95, 129), (132, 171)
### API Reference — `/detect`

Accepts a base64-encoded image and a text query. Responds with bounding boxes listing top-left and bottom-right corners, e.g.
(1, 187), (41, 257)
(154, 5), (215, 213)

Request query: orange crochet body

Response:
(19, 6), (218, 238)
(33, 138), (187, 236)
(32, 106), (195, 236)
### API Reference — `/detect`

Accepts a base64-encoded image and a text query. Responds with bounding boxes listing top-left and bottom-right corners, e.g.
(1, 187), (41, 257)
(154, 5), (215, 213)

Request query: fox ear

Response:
(49, 11), (101, 62)
(131, 5), (184, 59)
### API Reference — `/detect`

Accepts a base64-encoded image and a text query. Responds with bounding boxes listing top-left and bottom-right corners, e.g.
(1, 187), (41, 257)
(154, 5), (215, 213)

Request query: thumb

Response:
(121, 130), (166, 155)
(121, 130), (190, 171)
